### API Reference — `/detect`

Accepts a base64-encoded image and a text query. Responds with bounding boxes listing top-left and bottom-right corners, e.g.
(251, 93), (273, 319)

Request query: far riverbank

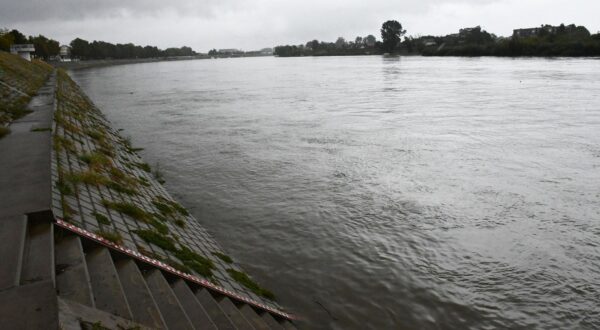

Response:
(50, 55), (209, 70)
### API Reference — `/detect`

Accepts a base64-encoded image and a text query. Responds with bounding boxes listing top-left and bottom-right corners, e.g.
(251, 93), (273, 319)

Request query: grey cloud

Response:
(0, 0), (243, 23)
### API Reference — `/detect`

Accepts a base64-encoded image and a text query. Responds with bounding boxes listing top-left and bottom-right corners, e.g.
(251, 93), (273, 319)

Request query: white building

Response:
(10, 44), (35, 61)
(59, 45), (71, 61)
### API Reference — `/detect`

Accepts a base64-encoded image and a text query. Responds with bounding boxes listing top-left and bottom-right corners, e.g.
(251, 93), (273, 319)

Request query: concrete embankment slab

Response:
(0, 72), (55, 219)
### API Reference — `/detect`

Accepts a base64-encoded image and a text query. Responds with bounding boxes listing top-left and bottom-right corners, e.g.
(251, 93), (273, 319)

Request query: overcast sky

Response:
(1, 0), (598, 52)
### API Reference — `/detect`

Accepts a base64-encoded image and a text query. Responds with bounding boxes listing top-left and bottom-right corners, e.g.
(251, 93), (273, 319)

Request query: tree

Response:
(0, 28), (14, 51)
(70, 38), (90, 59)
(354, 36), (363, 46)
(29, 34), (59, 59)
(335, 37), (346, 48)
(364, 34), (376, 47)
(380, 20), (406, 53)
(9, 29), (28, 44)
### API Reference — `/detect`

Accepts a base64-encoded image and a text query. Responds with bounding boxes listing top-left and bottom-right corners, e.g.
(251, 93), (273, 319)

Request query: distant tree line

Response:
(0, 28), (197, 60)
(419, 24), (600, 57)
(275, 21), (600, 57)
(69, 38), (195, 60)
(0, 29), (59, 59)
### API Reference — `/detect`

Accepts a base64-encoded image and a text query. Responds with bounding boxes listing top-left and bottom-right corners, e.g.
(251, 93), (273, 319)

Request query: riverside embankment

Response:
(0, 51), (296, 329)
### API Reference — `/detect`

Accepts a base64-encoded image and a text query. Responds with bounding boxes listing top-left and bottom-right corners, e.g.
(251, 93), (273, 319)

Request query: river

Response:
(70, 56), (600, 329)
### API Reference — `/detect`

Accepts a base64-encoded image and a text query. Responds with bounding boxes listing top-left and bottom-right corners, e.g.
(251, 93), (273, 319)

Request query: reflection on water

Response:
(71, 56), (600, 329)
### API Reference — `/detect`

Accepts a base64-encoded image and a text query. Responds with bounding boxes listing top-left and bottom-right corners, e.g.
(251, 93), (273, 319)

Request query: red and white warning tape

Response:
(55, 218), (296, 320)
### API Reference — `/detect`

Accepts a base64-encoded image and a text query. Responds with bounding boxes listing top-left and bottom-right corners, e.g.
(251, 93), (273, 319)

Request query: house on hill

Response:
(10, 44), (35, 61)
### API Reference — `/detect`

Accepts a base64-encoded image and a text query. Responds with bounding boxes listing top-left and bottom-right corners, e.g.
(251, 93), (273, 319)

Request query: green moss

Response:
(154, 196), (189, 216)
(174, 219), (186, 228)
(53, 135), (77, 153)
(152, 200), (174, 215)
(78, 151), (111, 169)
(138, 176), (151, 187)
(212, 251), (233, 264)
(106, 181), (138, 195)
(84, 128), (105, 141)
(31, 127), (52, 132)
(149, 218), (169, 235)
(174, 246), (214, 278)
(55, 179), (73, 196)
(92, 211), (111, 225)
(102, 200), (149, 221)
(134, 162), (152, 173)
(134, 229), (177, 251)
(166, 259), (192, 273)
(226, 269), (275, 300)
(95, 228), (123, 244)
(66, 170), (110, 186)
(136, 245), (165, 261)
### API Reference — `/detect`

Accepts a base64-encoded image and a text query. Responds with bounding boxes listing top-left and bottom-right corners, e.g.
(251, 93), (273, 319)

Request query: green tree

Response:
(364, 35), (376, 47)
(29, 34), (60, 59)
(70, 38), (90, 59)
(0, 28), (14, 51)
(380, 20), (406, 53)
(9, 29), (28, 44)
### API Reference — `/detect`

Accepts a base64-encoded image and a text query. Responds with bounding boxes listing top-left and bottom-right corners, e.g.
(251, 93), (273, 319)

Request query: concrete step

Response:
(194, 288), (237, 330)
(55, 234), (94, 306)
(143, 269), (194, 330)
(114, 259), (166, 329)
(0, 215), (27, 290)
(238, 304), (272, 330)
(85, 246), (132, 319)
(169, 279), (217, 330)
(261, 312), (284, 330)
(217, 296), (256, 330)
(0, 280), (59, 329)
(58, 297), (149, 330)
(20, 213), (54, 286)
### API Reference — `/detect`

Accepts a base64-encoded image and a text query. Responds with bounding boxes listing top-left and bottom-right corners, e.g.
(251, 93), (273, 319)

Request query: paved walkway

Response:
(0, 72), (55, 219)
(0, 72), (58, 329)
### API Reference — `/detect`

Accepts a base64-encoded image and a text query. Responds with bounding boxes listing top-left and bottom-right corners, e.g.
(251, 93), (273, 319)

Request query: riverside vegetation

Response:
(274, 20), (600, 57)
(0, 28), (197, 60)
(0, 51), (52, 138)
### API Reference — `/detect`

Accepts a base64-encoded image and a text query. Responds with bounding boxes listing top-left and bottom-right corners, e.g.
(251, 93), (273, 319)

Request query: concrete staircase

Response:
(53, 217), (297, 329)
(1, 212), (296, 329)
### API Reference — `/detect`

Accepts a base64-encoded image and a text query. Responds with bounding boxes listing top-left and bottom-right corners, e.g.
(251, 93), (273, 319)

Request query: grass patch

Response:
(152, 200), (175, 216)
(91, 211), (111, 226)
(102, 200), (149, 221)
(95, 228), (123, 245)
(31, 127), (52, 132)
(84, 128), (105, 141)
(226, 269), (275, 300)
(106, 180), (138, 195)
(78, 151), (111, 170)
(154, 196), (189, 216)
(55, 178), (73, 196)
(174, 246), (214, 278)
(134, 229), (177, 251)
(212, 251), (233, 264)
(166, 259), (192, 273)
(53, 135), (77, 153)
(149, 218), (169, 235)
(134, 162), (152, 173)
(66, 170), (109, 186)
(174, 219), (185, 228)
